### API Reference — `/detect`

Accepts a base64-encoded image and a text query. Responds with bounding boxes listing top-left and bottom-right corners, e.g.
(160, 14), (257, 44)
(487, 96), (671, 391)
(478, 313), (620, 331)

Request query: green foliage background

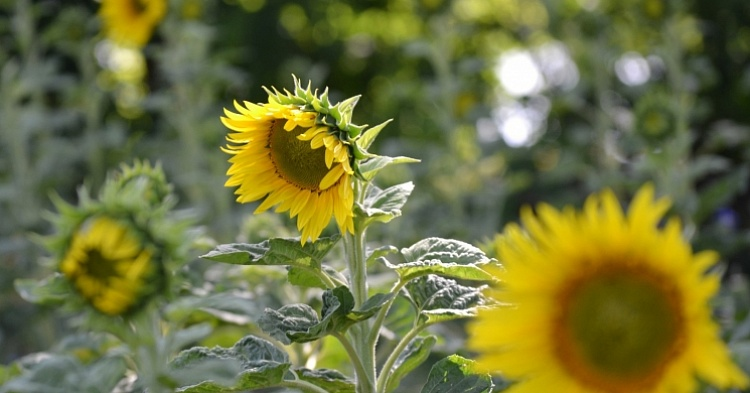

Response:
(2, 0), (750, 388)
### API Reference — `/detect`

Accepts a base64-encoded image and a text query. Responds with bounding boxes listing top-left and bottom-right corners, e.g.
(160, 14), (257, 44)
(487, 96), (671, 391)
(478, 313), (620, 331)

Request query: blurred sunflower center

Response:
(126, 0), (148, 16)
(83, 248), (120, 279)
(268, 120), (330, 190)
(555, 267), (684, 390)
(644, 111), (669, 136)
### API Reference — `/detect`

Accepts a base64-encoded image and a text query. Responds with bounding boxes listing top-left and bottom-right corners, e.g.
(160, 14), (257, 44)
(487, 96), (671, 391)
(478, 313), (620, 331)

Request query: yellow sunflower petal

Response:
(221, 100), (355, 243)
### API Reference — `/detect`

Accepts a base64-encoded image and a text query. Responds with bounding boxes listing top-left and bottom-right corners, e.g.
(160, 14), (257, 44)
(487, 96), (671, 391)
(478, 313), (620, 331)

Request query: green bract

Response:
(265, 76), (419, 180)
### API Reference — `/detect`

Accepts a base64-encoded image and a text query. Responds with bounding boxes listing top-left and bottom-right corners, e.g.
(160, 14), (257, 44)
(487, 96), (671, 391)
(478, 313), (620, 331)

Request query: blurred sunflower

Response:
(468, 185), (749, 393)
(60, 216), (163, 316)
(221, 93), (355, 244)
(98, 0), (166, 48)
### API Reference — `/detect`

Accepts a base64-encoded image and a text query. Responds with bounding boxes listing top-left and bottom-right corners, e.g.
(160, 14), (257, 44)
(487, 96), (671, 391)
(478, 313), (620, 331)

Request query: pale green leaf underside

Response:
(14, 274), (70, 305)
(381, 237), (494, 282)
(420, 355), (493, 393)
(385, 335), (437, 393)
(358, 155), (420, 181)
(359, 182), (415, 225)
(200, 236), (340, 268)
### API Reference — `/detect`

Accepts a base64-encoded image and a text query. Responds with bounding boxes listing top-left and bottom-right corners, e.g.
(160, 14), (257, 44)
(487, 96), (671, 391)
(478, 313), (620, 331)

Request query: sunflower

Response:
(221, 96), (355, 244)
(467, 185), (749, 393)
(98, 0), (166, 48)
(60, 216), (163, 316)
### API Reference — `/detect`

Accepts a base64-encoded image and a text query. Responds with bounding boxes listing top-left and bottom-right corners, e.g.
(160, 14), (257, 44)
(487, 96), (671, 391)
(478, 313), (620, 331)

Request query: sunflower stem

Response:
(342, 178), (376, 393)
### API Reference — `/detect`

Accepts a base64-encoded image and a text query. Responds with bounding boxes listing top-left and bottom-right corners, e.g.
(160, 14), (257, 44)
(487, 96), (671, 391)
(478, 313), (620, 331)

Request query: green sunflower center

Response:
(268, 120), (331, 190)
(556, 268), (684, 390)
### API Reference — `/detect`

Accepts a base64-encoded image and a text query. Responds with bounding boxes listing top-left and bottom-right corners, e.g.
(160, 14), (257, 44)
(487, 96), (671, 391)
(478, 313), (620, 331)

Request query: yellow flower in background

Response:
(60, 216), (162, 316)
(98, 0), (166, 48)
(221, 99), (354, 244)
(467, 185), (749, 393)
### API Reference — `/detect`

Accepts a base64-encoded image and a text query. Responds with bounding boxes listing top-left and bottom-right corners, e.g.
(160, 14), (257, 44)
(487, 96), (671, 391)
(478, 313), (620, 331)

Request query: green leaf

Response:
(358, 119), (393, 150)
(385, 335), (437, 393)
(358, 182), (415, 226)
(357, 155), (420, 181)
(14, 274), (71, 305)
(366, 245), (399, 266)
(381, 238), (494, 282)
(171, 335), (291, 393)
(200, 236), (340, 268)
(405, 275), (486, 325)
(420, 355), (493, 393)
(295, 368), (355, 393)
(258, 304), (321, 345)
(406, 274), (485, 324)
(259, 287), (391, 344)
(694, 164), (750, 223)
(79, 356), (128, 393)
(287, 265), (347, 289)
(287, 266), (327, 289)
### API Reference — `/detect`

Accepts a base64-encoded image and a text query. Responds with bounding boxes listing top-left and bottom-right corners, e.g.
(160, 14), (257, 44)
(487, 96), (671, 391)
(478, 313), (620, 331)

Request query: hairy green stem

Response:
(333, 331), (373, 393)
(375, 323), (426, 393)
(342, 177), (376, 393)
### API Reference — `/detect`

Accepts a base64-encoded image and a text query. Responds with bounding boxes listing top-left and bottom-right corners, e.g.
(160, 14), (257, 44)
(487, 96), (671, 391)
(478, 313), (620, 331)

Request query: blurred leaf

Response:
(0, 354), (126, 393)
(385, 335), (437, 393)
(173, 324), (214, 350)
(380, 238), (494, 282)
(14, 274), (70, 305)
(420, 355), (493, 393)
(171, 335), (290, 393)
(296, 368), (355, 393)
(165, 292), (264, 325)
(357, 155), (420, 181)
(0, 362), (22, 386)
(694, 164), (750, 223)
(200, 236), (340, 268)
(358, 182), (415, 227)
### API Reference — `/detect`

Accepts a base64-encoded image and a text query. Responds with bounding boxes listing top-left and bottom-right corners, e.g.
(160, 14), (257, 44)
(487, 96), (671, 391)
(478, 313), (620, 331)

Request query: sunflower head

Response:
(467, 184), (749, 393)
(634, 90), (677, 143)
(41, 162), (189, 317)
(98, 0), (167, 48)
(221, 77), (385, 244)
(60, 216), (164, 316)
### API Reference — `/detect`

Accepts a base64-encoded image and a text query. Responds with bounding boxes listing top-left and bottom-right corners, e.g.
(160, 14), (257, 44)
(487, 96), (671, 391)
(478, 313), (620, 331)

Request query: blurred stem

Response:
(4, 0), (38, 227)
(591, 35), (618, 173)
(80, 40), (105, 188)
(658, 17), (693, 215)
(125, 307), (171, 393)
(343, 178), (375, 393)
